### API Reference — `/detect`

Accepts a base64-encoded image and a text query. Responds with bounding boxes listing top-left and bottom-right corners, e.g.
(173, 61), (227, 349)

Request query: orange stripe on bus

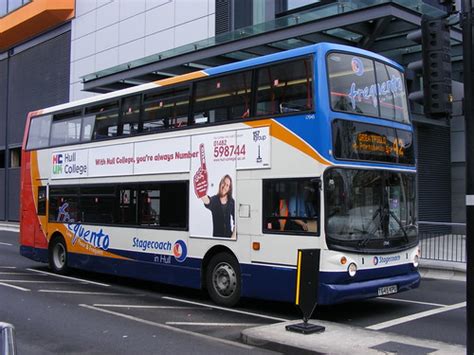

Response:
(245, 119), (331, 165)
(154, 71), (208, 87)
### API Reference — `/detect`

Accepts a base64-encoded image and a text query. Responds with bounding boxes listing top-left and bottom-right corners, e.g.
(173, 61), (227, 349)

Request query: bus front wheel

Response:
(49, 236), (69, 275)
(206, 253), (241, 307)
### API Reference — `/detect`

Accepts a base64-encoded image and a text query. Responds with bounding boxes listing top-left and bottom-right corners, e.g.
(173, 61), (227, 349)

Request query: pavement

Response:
(1, 221), (467, 354)
(0, 222), (20, 233)
(241, 319), (466, 354)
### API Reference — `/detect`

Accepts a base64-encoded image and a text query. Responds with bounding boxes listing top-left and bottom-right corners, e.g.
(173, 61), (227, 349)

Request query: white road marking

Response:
(0, 272), (35, 275)
(0, 280), (75, 283)
(377, 297), (446, 307)
(366, 301), (467, 330)
(27, 268), (110, 287)
(166, 322), (262, 327)
(0, 266), (16, 269)
(79, 304), (254, 350)
(93, 304), (209, 310)
(0, 242), (12, 246)
(162, 296), (290, 322)
(0, 282), (30, 291)
(38, 290), (144, 296)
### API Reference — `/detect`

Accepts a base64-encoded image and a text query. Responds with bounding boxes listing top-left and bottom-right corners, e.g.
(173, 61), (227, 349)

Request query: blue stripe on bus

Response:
(20, 246), (419, 305)
(20, 246), (48, 263)
(204, 43), (404, 78)
(240, 262), (420, 304)
(68, 253), (203, 290)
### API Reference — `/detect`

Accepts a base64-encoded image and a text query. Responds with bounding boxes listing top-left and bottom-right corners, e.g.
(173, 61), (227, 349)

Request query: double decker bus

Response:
(20, 43), (419, 306)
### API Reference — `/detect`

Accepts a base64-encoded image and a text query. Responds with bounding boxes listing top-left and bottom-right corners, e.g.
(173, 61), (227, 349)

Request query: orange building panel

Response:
(0, 0), (75, 52)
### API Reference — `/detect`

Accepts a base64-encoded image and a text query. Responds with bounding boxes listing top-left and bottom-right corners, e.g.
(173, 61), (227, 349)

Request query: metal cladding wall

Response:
(215, 0), (232, 34)
(7, 168), (20, 219)
(1, 59), (7, 220)
(1, 31), (71, 221)
(0, 170), (4, 220)
(416, 123), (452, 233)
(0, 59), (6, 148)
(7, 32), (71, 145)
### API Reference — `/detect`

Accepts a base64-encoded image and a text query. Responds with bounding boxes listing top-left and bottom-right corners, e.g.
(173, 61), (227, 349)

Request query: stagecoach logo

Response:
(351, 57), (364, 76)
(173, 240), (187, 262)
(373, 255), (401, 266)
(132, 238), (187, 262)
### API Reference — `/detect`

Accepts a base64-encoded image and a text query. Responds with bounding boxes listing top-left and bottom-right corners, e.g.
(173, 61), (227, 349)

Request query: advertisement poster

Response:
(236, 126), (270, 169)
(88, 143), (134, 177)
(52, 149), (89, 179)
(190, 132), (237, 239)
(134, 136), (192, 175)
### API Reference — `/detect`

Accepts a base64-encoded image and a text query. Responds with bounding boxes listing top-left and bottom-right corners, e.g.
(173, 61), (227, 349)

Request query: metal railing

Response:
(418, 222), (466, 263)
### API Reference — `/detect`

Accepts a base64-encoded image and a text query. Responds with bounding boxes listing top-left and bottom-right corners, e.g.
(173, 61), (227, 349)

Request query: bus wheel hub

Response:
(213, 263), (236, 297)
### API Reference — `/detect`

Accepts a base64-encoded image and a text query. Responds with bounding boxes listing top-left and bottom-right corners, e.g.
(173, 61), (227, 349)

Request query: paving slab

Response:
(242, 320), (466, 355)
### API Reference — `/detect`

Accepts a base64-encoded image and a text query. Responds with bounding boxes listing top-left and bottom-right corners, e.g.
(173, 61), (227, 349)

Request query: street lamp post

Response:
(462, 0), (474, 353)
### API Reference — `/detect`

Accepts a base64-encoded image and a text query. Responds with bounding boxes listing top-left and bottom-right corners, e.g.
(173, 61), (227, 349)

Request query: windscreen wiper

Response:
(389, 210), (410, 242)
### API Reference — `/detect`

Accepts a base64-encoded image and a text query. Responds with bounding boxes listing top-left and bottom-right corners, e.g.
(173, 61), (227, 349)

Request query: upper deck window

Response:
(50, 111), (82, 146)
(143, 86), (190, 131)
(256, 57), (313, 116)
(193, 70), (252, 124)
(86, 101), (119, 140)
(327, 53), (409, 123)
(26, 114), (52, 150)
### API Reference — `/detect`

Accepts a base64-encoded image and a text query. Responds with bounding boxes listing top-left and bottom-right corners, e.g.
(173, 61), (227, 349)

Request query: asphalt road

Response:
(0, 230), (467, 354)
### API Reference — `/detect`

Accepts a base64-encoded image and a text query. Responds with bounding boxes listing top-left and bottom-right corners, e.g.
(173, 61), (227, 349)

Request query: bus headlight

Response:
(348, 263), (357, 277)
(413, 254), (419, 268)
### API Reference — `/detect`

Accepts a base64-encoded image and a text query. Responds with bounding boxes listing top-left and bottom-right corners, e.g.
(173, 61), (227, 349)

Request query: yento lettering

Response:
(67, 223), (110, 251)
(132, 237), (172, 252)
(348, 74), (403, 110)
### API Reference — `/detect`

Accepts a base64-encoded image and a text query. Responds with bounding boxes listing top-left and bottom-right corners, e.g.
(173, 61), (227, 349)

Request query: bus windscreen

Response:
(327, 52), (409, 123)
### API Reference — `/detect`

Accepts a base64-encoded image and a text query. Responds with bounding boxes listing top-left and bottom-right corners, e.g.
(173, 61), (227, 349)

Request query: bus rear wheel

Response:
(49, 236), (69, 275)
(206, 253), (241, 307)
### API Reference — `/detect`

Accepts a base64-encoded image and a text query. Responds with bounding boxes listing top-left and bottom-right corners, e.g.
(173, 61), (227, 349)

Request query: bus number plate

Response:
(378, 285), (398, 296)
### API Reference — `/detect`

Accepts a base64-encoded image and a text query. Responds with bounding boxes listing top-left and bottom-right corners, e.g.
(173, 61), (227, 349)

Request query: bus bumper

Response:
(318, 271), (420, 305)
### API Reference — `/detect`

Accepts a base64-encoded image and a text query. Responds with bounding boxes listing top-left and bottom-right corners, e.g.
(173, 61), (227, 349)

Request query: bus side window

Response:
(256, 58), (313, 117)
(86, 101), (119, 140)
(193, 71), (252, 124)
(263, 178), (319, 235)
(48, 187), (79, 223)
(121, 95), (141, 136)
(118, 187), (137, 225)
(37, 186), (46, 216)
(142, 86), (190, 132)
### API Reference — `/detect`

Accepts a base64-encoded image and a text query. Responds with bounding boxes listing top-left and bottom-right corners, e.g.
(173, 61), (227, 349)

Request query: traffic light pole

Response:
(462, 0), (474, 353)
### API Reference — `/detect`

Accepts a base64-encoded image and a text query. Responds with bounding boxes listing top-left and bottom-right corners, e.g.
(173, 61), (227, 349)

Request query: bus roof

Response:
(33, 42), (404, 117)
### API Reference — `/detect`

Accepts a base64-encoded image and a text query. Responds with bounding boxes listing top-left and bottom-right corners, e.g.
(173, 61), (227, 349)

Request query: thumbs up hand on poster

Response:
(194, 143), (208, 198)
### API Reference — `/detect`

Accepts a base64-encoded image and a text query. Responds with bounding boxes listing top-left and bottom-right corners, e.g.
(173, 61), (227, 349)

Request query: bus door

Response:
(34, 183), (48, 248)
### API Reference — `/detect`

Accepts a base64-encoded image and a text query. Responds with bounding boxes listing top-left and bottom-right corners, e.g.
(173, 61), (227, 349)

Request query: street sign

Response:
(286, 249), (325, 334)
